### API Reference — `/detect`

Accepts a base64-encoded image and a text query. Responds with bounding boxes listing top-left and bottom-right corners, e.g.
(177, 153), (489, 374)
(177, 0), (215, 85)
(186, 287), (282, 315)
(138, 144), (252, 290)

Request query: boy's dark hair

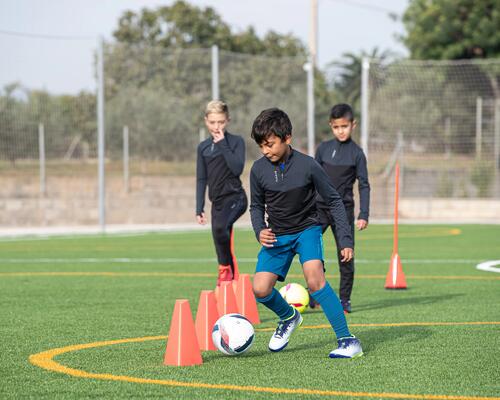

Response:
(330, 103), (354, 121)
(251, 108), (292, 144)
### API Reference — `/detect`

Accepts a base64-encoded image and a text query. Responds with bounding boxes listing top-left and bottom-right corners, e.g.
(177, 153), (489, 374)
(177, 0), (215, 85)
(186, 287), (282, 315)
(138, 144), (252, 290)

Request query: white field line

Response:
(0, 257), (486, 264)
(0, 222), (470, 242)
(0, 229), (209, 243)
(476, 260), (500, 273)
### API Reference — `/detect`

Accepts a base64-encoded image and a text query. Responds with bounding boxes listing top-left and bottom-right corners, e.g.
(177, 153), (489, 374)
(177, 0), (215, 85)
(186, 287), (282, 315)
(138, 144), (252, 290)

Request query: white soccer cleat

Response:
(329, 336), (363, 358)
(268, 308), (303, 352)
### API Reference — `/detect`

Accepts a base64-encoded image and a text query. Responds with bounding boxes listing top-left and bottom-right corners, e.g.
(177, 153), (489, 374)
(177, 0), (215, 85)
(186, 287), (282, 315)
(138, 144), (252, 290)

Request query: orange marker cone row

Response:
(195, 290), (220, 351)
(235, 274), (260, 324)
(164, 299), (203, 366)
(217, 281), (239, 316)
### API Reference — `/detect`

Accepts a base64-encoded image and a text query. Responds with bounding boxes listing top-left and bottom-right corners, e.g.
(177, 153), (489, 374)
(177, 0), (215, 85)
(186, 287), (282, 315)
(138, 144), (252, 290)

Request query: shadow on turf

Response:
(353, 326), (433, 353)
(203, 326), (432, 361)
(353, 293), (464, 313)
(202, 337), (336, 360)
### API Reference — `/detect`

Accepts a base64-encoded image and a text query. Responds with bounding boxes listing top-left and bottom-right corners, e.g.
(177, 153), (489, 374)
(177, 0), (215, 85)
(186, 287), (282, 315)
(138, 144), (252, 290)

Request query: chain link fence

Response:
(0, 44), (308, 227)
(367, 59), (500, 220)
(1, 47), (500, 227)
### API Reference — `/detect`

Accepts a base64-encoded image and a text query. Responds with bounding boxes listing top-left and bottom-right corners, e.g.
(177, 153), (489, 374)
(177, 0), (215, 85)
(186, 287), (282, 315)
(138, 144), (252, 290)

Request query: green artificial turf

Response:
(0, 225), (499, 399)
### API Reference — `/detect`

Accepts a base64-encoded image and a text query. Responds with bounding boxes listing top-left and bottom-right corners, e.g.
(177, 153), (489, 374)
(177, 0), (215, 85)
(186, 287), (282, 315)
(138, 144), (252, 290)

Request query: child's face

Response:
(329, 117), (356, 142)
(258, 133), (292, 163)
(205, 112), (229, 137)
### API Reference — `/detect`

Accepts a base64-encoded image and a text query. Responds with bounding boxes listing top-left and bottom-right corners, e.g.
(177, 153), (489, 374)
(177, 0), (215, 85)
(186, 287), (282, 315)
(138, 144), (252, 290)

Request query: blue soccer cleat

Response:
(329, 336), (363, 358)
(268, 308), (303, 352)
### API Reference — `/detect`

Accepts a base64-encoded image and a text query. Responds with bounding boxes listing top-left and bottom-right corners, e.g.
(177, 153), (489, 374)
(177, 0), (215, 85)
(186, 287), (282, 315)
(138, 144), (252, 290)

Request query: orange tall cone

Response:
(230, 229), (240, 281)
(217, 281), (239, 316)
(164, 299), (203, 366)
(195, 290), (220, 351)
(385, 252), (407, 289)
(235, 274), (260, 324)
(385, 162), (407, 290)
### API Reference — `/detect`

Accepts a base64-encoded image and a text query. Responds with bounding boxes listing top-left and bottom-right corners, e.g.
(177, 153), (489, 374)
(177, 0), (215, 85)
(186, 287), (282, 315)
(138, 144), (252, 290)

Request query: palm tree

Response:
(326, 48), (395, 110)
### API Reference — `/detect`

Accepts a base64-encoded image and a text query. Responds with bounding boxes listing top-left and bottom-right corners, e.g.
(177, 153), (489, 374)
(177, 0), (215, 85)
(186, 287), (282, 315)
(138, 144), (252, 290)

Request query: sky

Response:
(0, 0), (409, 94)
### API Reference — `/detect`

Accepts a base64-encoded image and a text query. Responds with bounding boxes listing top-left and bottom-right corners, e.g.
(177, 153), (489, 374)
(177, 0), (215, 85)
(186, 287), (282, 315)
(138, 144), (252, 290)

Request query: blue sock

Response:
(311, 282), (351, 339)
(256, 288), (295, 320)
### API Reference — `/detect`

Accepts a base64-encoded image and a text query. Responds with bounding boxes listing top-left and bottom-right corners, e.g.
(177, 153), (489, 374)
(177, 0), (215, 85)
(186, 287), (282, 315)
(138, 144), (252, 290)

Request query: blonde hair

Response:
(205, 100), (229, 117)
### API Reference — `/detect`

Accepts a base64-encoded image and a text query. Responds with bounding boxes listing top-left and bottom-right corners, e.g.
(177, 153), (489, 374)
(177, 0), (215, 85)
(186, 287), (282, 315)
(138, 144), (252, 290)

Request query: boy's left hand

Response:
(340, 248), (353, 262)
(356, 219), (368, 230)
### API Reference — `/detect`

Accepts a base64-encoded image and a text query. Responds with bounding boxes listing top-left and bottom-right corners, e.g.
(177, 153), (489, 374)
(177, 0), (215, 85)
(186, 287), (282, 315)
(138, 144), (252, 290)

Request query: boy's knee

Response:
(213, 225), (229, 241)
(306, 278), (326, 293)
(253, 283), (272, 299)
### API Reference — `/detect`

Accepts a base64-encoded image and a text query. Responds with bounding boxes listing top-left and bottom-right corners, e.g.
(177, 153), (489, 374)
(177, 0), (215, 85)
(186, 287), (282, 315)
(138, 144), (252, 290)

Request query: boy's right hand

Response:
(259, 228), (277, 247)
(196, 213), (207, 225)
(212, 128), (225, 143)
(340, 248), (353, 262)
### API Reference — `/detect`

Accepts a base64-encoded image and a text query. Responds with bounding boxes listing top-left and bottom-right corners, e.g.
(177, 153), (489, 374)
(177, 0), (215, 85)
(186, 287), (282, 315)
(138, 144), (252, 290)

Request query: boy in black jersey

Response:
(249, 107), (363, 358)
(196, 100), (247, 287)
(314, 104), (370, 313)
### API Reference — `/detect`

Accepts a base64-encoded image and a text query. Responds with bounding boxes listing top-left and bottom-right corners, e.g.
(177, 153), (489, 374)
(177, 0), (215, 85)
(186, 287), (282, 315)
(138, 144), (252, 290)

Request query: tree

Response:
(327, 48), (394, 110)
(401, 0), (500, 130)
(105, 1), (320, 160)
(113, 0), (306, 57)
(402, 0), (500, 60)
(0, 84), (97, 163)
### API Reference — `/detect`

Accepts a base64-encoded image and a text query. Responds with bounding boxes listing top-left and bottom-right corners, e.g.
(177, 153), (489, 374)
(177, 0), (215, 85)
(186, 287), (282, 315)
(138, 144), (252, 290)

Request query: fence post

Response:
(211, 45), (219, 101)
(305, 59), (315, 157)
(123, 125), (129, 193)
(475, 97), (482, 159)
(97, 36), (106, 232)
(444, 117), (452, 159)
(361, 57), (370, 160)
(494, 99), (500, 196)
(38, 123), (46, 196)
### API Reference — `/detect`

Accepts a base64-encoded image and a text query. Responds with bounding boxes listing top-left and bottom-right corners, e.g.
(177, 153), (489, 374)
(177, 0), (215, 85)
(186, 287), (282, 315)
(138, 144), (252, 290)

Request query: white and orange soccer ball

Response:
(212, 313), (255, 356)
(279, 282), (310, 313)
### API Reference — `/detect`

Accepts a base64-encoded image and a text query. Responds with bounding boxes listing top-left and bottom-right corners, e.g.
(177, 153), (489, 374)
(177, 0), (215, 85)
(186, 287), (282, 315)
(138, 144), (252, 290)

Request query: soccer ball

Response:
(279, 283), (310, 313)
(212, 313), (255, 356)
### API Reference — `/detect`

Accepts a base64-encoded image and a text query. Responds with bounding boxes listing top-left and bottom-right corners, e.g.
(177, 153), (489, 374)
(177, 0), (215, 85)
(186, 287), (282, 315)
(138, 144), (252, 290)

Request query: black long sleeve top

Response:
(196, 132), (245, 215)
(315, 137), (370, 221)
(249, 147), (353, 249)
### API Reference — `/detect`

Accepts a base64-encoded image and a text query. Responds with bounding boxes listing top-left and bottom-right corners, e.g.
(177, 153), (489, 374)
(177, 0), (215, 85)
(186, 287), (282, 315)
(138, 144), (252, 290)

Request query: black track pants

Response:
(211, 192), (247, 275)
(318, 206), (355, 301)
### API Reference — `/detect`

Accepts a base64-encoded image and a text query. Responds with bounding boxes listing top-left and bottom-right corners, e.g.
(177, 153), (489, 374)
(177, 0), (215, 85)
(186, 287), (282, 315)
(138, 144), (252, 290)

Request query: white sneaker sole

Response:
(329, 350), (364, 359)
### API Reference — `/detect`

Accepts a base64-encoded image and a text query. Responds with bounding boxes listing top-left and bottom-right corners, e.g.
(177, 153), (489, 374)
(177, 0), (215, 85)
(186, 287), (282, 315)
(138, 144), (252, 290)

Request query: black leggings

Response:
(318, 206), (355, 301)
(211, 192), (248, 275)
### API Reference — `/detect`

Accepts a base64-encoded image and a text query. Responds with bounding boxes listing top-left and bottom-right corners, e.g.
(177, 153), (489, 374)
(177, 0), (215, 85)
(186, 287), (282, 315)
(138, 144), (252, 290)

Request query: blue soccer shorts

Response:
(255, 225), (324, 281)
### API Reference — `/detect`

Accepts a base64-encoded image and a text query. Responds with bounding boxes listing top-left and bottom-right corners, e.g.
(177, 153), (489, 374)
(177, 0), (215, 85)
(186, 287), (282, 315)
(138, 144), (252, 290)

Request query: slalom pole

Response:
(385, 162), (407, 289)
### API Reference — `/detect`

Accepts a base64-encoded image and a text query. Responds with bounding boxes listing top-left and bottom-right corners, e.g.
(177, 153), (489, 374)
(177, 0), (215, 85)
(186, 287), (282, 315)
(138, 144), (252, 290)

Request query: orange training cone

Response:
(235, 274), (261, 324)
(385, 162), (407, 289)
(195, 290), (220, 351)
(385, 251), (407, 289)
(217, 281), (239, 316)
(214, 285), (220, 303)
(164, 299), (203, 366)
